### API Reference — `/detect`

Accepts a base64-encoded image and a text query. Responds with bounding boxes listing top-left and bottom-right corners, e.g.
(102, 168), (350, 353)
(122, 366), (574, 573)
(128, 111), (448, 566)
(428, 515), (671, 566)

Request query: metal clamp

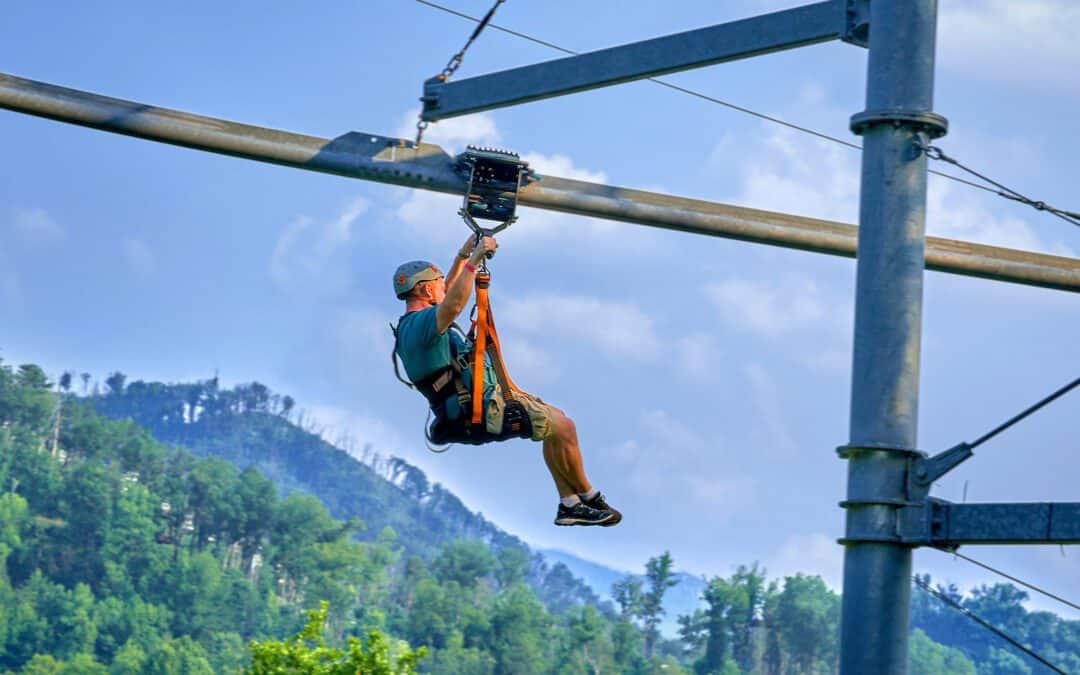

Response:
(849, 109), (948, 138)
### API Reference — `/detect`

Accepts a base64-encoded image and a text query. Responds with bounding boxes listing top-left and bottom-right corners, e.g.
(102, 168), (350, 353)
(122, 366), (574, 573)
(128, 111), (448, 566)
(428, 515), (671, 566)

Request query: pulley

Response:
(455, 146), (531, 246)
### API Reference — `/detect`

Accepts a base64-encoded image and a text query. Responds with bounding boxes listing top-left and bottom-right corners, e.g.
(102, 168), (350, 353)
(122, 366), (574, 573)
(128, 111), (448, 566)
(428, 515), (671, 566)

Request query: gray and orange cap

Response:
(393, 260), (443, 299)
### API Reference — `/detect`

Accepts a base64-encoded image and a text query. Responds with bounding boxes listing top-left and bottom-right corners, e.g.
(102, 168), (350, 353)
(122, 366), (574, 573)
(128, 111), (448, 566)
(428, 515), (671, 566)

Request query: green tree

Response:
(558, 605), (614, 675)
(488, 584), (551, 675)
(108, 641), (147, 675)
(640, 551), (679, 659)
(144, 636), (214, 675)
(433, 540), (494, 590)
(493, 545), (530, 590)
(772, 574), (839, 674)
(246, 602), (426, 674)
(0, 492), (29, 579)
(20, 654), (63, 675)
(908, 628), (976, 675)
(104, 372), (126, 396)
(424, 630), (495, 675)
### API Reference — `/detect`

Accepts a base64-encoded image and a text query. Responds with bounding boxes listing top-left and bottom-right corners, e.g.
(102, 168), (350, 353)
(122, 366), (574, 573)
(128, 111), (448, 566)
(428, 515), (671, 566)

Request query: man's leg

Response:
(516, 394), (619, 526)
(541, 409), (592, 497)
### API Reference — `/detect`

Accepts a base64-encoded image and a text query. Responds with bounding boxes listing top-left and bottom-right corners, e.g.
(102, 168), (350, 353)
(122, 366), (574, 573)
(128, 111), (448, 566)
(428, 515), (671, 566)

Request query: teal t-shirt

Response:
(395, 306), (496, 420)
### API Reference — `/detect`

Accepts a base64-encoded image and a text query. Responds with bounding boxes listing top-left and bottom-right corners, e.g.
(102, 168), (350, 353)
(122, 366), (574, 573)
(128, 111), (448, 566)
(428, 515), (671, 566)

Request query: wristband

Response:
(464, 263), (476, 273)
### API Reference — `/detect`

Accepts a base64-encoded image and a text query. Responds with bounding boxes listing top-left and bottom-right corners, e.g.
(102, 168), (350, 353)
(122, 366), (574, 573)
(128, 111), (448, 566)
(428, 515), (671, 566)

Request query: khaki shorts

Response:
(485, 386), (555, 441)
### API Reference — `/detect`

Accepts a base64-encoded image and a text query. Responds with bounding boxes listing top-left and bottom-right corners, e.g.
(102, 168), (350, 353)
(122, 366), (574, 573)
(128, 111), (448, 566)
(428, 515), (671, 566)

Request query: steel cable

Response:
(918, 143), (1080, 228)
(913, 576), (1067, 674)
(967, 377), (1079, 452)
(936, 549), (1080, 614)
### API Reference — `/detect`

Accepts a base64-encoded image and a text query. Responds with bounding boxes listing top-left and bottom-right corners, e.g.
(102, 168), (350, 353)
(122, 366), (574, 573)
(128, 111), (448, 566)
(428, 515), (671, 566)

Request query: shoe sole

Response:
(554, 513), (619, 527)
(600, 512), (622, 527)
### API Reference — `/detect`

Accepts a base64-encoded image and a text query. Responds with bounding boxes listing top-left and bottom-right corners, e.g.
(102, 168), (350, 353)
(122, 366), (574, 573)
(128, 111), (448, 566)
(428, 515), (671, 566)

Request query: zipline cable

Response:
(913, 576), (1067, 674)
(413, 0), (998, 196)
(966, 377), (1079, 452)
(936, 549), (1080, 614)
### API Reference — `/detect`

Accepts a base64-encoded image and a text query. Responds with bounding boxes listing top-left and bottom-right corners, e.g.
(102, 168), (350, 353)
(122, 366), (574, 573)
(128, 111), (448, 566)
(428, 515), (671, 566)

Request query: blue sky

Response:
(2, 1), (1077, 617)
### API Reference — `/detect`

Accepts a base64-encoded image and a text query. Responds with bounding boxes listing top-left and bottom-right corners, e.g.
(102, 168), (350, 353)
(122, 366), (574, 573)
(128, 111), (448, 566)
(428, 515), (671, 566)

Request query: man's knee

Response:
(551, 410), (576, 441)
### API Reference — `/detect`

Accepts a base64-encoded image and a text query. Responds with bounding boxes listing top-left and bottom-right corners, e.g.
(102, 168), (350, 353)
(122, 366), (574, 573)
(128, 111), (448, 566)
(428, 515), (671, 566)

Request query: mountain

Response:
(0, 362), (644, 673)
(540, 548), (707, 636)
(88, 375), (606, 613)
(83, 373), (1080, 674)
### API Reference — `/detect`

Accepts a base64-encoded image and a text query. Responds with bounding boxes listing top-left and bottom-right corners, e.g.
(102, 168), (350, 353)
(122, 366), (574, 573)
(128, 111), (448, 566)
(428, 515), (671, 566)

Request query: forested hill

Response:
(5, 364), (1078, 673)
(88, 374), (602, 606)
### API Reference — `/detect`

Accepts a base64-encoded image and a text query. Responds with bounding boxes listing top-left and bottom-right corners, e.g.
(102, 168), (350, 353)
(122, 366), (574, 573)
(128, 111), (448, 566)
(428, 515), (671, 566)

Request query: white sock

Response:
(560, 494), (581, 508)
(580, 488), (599, 501)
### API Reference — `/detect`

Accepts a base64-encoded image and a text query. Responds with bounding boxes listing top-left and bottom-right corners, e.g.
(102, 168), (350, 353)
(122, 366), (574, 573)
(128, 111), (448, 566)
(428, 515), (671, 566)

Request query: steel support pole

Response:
(840, 1), (944, 673)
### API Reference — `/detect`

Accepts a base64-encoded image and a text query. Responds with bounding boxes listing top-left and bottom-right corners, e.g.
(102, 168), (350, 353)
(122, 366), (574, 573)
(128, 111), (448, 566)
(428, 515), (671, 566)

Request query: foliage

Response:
(247, 601), (426, 674)
(0, 362), (1074, 675)
(89, 375), (603, 614)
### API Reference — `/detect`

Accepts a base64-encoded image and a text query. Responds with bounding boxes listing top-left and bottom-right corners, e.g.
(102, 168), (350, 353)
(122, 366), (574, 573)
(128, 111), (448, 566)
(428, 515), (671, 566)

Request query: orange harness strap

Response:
(469, 272), (519, 425)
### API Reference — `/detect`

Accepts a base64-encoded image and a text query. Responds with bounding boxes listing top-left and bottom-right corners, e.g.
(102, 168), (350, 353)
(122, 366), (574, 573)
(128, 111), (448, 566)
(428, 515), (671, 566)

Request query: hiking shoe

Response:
(581, 492), (622, 526)
(554, 502), (618, 527)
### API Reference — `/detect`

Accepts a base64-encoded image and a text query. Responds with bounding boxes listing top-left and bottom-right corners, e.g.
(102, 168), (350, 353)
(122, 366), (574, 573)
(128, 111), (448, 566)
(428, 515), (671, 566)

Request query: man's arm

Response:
(436, 236), (497, 334)
(445, 234), (477, 288)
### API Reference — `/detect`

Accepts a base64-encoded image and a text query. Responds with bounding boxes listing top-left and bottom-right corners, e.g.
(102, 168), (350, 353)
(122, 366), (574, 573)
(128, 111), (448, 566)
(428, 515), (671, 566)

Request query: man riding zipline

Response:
(391, 234), (621, 527)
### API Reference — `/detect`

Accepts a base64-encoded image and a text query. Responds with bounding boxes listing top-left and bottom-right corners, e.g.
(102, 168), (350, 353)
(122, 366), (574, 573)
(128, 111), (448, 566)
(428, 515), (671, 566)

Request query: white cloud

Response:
(804, 348), (849, 375)
(500, 293), (661, 360)
(744, 363), (798, 457)
(676, 332), (723, 379)
(335, 306), (395, 355)
(306, 403), (414, 463)
(727, 127), (860, 224)
(719, 115), (1073, 263)
(706, 277), (833, 337)
(927, 180), (1075, 257)
(609, 410), (755, 515)
(495, 336), (560, 387)
(394, 190), (465, 249)
(12, 207), (64, 243)
(0, 250), (20, 303)
(122, 238), (157, 276)
(271, 197), (368, 295)
(940, 0), (1080, 94)
(767, 532), (843, 591)
(521, 152), (607, 184)
(395, 108), (501, 154)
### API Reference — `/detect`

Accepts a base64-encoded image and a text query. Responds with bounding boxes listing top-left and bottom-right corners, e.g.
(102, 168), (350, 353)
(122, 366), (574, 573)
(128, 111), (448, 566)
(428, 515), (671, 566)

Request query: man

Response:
(392, 234), (621, 527)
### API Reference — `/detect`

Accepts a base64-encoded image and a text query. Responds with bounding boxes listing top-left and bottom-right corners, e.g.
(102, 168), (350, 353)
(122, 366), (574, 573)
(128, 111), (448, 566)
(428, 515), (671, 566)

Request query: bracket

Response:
(907, 441), (974, 501)
(842, 0), (871, 47)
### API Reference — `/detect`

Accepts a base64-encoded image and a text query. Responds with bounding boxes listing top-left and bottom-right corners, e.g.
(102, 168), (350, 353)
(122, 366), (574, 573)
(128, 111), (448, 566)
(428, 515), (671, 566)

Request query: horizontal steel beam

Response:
(2, 72), (1078, 293)
(422, 0), (846, 121)
(928, 500), (1080, 546)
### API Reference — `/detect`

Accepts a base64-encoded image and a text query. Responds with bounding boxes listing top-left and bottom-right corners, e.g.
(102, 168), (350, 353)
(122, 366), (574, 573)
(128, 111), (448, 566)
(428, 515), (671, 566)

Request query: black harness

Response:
(391, 317), (531, 446)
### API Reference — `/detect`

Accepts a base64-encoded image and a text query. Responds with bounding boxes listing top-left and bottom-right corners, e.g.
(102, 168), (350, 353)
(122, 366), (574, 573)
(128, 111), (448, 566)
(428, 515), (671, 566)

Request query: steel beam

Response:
(421, 0), (847, 121)
(931, 502), (1080, 546)
(2, 72), (1078, 293)
(895, 499), (1080, 546)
